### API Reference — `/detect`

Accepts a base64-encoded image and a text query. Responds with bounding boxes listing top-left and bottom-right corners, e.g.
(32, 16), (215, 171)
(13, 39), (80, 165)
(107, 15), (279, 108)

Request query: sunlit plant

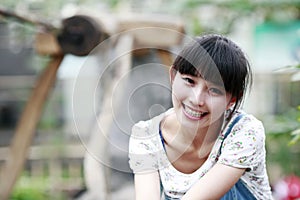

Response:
(289, 64), (300, 146)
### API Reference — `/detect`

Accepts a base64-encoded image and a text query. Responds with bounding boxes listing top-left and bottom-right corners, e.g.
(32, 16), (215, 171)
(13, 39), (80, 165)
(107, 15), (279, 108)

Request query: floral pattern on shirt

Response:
(128, 108), (273, 200)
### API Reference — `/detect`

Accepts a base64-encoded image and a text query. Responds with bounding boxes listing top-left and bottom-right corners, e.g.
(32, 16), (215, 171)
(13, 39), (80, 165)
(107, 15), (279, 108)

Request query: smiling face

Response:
(172, 35), (252, 121)
(170, 69), (234, 130)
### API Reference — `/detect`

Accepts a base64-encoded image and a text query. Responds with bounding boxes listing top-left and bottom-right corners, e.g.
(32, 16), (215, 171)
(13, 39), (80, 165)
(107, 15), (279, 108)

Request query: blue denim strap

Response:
(218, 114), (257, 200)
(218, 114), (244, 156)
(159, 129), (166, 150)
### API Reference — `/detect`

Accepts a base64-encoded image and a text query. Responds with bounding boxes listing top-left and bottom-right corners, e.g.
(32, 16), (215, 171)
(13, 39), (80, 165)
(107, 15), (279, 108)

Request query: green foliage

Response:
(2, 0), (300, 36)
(11, 187), (49, 200)
(191, 17), (203, 36)
(11, 172), (76, 200)
(265, 107), (300, 176)
(266, 132), (300, 176)
(11, 177), (50, 200)
(288, 105), (300, 146)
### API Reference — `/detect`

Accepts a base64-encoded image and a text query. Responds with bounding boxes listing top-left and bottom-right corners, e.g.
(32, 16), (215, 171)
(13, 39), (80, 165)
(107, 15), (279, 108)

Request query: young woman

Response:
(129, 34), (273, 199)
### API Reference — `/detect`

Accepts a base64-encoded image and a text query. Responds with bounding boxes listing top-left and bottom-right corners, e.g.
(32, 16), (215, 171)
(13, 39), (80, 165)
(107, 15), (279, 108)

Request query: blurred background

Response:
(0, 0), (300, 199)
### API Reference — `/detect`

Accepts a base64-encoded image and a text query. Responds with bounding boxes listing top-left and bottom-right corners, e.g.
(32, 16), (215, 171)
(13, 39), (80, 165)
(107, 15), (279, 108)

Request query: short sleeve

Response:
(128, 120), (164, 174)
(218, 115), (266, 171)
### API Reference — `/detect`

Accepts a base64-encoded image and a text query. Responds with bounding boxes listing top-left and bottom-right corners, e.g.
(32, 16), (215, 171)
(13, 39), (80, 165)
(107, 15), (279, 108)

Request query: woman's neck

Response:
(162, 112), (224, 154)
(178, 116), (224, 151)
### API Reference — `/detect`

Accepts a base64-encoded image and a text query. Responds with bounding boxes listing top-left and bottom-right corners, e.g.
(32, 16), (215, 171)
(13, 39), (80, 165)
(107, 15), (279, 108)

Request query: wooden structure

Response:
(0, 9), (185, 199)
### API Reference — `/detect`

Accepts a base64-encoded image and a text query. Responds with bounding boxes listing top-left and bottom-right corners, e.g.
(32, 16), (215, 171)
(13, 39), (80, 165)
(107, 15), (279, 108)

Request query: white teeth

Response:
(184, 106), (204, 118)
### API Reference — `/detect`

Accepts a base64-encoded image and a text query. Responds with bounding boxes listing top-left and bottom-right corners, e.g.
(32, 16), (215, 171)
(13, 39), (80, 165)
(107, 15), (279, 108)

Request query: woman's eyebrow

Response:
(206, 80), (225, 89)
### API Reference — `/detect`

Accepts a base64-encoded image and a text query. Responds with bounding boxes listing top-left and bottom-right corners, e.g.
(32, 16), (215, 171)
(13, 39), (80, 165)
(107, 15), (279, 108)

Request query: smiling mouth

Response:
(183, 104), (208, 119)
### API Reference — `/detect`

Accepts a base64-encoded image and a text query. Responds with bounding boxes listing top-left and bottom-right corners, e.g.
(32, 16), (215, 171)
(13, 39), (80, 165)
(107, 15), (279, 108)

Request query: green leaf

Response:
(288, 128), (300, 146)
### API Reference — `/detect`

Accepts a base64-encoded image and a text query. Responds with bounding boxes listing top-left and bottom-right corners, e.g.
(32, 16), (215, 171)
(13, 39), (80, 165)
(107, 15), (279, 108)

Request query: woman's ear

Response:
(227, 97), (236, 110)
(169, 66), (177, 84)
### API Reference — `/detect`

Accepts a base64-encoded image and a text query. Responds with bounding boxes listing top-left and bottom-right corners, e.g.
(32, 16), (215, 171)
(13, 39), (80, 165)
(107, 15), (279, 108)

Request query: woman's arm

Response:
(134, 171), (161, 200)
(182, 163), (246, 200)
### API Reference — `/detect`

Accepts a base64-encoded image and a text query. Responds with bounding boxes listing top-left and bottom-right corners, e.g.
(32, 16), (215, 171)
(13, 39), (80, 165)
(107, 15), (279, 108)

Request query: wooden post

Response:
(0, 56), (63, 200)
(82, 34), (133, 200)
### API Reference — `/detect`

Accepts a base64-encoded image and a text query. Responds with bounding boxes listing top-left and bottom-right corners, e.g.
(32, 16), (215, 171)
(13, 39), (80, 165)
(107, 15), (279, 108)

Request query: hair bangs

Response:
(173, 41), (224, 87)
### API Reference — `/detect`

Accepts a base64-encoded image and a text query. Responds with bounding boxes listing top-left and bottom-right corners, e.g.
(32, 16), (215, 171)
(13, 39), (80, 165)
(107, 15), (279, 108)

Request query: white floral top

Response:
(129, 108), (273, 199)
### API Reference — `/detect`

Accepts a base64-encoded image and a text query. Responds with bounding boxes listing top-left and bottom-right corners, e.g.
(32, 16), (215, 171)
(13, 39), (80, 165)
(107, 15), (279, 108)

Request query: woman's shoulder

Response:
(129, 109), (173, 173)
(218, 110), (267, 172)
(226, 110), (265, 141)
(239, 111), (264, 129)
(230, 110), (264, 128)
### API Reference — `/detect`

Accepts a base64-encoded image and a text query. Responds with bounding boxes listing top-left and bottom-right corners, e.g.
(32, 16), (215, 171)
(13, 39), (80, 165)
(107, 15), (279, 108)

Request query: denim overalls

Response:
(162, 179), (256, 200)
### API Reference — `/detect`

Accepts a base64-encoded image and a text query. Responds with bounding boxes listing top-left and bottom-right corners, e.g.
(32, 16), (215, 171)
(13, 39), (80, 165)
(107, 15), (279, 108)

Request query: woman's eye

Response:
(183, 77), (195, 84)
(209, 88), (224, 95)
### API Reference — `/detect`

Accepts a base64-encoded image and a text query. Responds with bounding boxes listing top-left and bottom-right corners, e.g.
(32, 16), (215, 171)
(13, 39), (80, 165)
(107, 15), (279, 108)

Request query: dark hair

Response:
(172, 34), (252, 118)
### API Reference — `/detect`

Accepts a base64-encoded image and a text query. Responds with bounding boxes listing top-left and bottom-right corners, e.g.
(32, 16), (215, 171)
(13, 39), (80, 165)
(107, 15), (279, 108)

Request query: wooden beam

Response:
(35, 32), (62, 56)
(118, 14), (185, 48)
(0, 8), (56, 31)
(0, 56), (63, 200)
(157, 49), (174, 67)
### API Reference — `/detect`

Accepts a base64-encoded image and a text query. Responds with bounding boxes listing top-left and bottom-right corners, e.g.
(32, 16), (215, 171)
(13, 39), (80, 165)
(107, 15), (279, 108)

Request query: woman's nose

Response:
(191, 86), (205, 106)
